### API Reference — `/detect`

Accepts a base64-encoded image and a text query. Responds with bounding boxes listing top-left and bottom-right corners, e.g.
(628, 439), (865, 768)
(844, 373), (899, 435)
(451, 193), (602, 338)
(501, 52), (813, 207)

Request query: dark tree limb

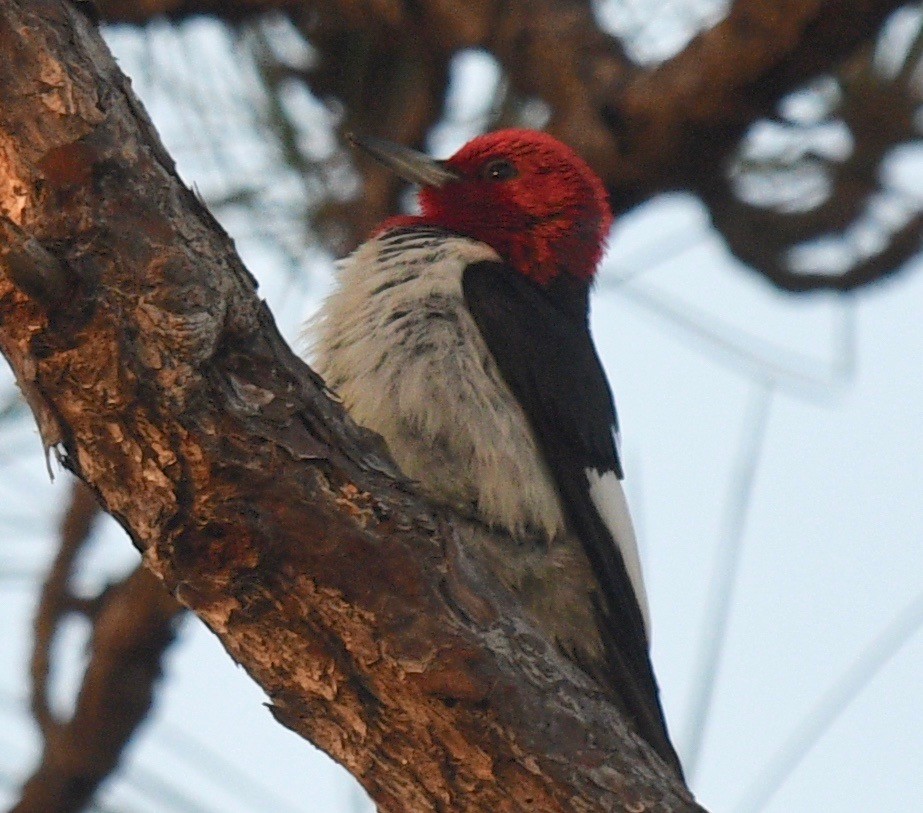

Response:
(92, 0), (906, 197)
(13, 479), (184, 813)
(705, 42), (923, 292)
(94, 0), (300, 24)
(15, 566), (182, 813)
(29, 480), (101, 737)
(94, 0), (918, 289)
(0, 3), (702, 812)
(606, 0), (906, 203)
(303, 20), (451, 245)
(704, 184), (923, 293)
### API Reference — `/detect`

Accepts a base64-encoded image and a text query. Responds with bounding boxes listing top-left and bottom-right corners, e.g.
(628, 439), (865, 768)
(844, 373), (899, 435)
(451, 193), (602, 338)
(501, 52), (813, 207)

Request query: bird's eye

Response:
(480, 159), (517, 181)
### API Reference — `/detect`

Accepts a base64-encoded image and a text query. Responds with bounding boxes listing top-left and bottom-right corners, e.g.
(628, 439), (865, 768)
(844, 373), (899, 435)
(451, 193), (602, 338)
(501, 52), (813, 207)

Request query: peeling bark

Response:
(0, 3), (703, 811)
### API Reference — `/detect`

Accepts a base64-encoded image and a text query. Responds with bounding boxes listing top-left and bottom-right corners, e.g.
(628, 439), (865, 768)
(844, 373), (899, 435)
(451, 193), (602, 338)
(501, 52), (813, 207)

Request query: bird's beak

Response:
(346, 133), (459, 188)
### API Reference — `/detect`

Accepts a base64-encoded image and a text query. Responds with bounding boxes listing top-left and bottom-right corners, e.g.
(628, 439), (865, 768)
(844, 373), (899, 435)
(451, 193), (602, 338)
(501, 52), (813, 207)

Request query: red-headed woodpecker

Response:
(308, 129), (682, 776)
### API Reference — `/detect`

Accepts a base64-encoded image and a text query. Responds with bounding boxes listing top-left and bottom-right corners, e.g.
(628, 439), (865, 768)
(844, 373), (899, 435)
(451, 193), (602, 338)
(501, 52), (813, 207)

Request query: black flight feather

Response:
(462, 259), (683, 777)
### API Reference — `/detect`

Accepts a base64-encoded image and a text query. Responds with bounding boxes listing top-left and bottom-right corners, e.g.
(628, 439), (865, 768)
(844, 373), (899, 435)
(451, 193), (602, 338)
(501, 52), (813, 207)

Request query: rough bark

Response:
(0, 3), (703, 812)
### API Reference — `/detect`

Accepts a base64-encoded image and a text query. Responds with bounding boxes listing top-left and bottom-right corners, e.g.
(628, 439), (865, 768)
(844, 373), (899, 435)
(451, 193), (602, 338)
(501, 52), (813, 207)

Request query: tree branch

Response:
(608, 0), (905, 202)
(96, 0), (917, 289)
(13, 479), (183, 813)
(16, 566), (182, 813)
(704, 42), (923, 293)
(29, 480), (100, 737)
(302, 20), (451, 245)
(93, 0), (906, 201)
(0, 3), (701, 811)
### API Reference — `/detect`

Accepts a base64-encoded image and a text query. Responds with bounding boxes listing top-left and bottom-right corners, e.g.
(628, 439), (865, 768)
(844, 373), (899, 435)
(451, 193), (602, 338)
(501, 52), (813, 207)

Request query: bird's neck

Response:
(376, 215), (599, 290)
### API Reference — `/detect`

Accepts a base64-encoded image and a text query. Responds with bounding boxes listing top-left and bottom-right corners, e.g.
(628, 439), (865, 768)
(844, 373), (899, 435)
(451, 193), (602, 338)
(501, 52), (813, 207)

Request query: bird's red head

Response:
(352, 129), (613, 285)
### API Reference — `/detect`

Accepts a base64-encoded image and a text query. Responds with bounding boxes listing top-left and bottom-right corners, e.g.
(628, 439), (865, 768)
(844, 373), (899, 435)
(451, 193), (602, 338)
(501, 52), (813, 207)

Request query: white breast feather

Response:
(307, 230), (567, 540)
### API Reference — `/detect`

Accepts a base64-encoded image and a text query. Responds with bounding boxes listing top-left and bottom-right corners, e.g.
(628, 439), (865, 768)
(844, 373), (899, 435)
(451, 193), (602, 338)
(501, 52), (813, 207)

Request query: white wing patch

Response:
(585, 468), (651, 640)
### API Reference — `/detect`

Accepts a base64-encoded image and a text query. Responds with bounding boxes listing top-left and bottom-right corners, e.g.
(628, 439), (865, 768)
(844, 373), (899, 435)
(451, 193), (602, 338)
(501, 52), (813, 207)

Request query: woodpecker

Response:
(308, 129), (682, 776)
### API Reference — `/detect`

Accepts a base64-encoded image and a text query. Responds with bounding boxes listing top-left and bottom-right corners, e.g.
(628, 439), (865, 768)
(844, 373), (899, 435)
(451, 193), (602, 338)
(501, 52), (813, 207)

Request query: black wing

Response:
(462, 260), (682, 776)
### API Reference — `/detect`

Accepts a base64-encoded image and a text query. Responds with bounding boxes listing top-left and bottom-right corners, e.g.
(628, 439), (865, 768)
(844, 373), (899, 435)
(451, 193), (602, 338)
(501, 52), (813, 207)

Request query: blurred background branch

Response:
(90, 0), (922, 290)
(12, 481), (183, 813)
